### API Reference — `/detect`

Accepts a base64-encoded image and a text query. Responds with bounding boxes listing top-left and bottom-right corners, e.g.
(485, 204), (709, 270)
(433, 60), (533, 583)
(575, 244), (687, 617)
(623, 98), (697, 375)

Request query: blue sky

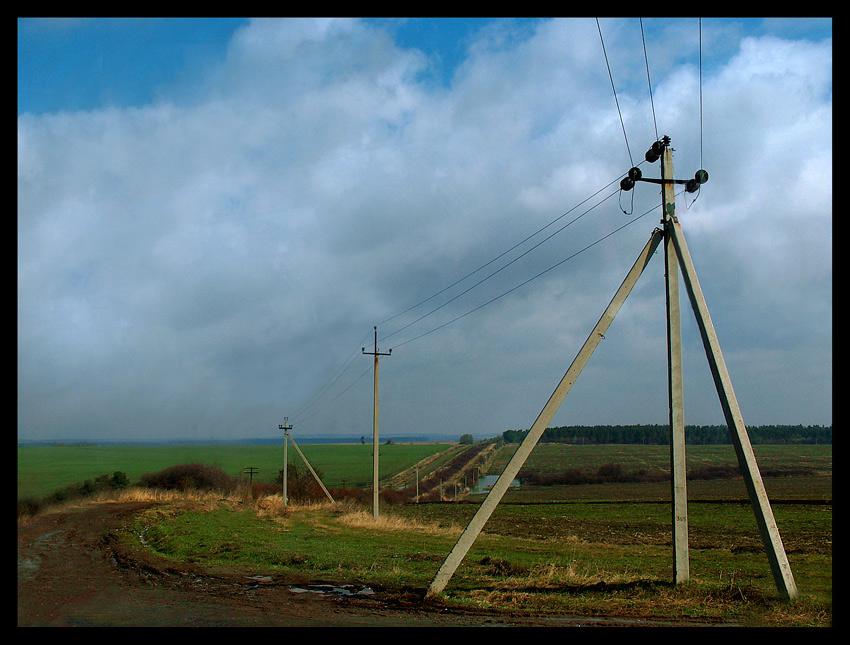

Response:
(18, 18), (832, 115)
(18, 18), (831, 442)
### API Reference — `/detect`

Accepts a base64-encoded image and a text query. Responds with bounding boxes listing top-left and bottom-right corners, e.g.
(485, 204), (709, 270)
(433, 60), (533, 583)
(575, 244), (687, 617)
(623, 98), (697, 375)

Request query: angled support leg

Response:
(426, 227), (664, 598)
(667, 219), (798, 600)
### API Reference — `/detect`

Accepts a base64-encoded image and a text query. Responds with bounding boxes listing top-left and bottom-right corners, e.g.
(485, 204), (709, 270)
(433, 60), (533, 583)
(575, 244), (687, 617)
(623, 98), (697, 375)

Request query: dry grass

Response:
(17, 486), (243, 523)
(337, 507), (462, 537)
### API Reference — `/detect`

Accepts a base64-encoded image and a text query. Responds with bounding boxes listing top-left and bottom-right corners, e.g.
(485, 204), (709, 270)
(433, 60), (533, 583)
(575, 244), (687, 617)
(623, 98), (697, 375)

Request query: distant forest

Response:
(501, 424), (832, 445)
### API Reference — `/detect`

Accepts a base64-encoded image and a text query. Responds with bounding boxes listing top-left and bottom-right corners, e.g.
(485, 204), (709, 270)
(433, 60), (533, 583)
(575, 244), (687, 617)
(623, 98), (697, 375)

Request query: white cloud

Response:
(17, 19), (831, 442)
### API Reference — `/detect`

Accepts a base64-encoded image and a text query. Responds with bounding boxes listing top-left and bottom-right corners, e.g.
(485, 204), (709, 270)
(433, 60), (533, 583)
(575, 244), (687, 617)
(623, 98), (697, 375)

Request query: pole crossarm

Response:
(426, 227), (664, 599)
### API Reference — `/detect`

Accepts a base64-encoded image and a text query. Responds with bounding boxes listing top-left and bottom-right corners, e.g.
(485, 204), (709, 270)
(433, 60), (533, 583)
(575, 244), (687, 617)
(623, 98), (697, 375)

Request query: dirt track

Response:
(20, 500), (634, 627)
(18, 499), (734, 627)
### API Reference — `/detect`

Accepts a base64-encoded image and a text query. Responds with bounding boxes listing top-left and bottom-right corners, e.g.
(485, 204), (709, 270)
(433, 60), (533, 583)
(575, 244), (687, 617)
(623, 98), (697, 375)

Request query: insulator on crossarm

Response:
(645, 140), (665, 163)
(620, 176), (635, 191)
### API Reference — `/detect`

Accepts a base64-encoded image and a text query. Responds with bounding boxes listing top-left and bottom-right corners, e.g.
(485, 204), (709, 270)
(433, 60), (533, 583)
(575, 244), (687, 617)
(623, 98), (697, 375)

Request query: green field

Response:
(490, 443), (833, 478)
(126, 488), (831, 626)
(18, 441), (832, 503)
(16, 442), (454, 500)
(488, 443), (833, 503)
(20, 440), (832, 625)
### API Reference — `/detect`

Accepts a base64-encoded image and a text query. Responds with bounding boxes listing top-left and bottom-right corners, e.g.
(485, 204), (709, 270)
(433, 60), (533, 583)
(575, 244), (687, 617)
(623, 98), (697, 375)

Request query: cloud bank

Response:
(18, 18), (831, 442)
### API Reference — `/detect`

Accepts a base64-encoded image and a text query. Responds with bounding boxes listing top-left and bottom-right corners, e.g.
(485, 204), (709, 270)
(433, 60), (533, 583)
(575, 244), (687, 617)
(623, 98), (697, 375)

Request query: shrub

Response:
(139, 463), (235, 492)
(17, 497), (41, 519)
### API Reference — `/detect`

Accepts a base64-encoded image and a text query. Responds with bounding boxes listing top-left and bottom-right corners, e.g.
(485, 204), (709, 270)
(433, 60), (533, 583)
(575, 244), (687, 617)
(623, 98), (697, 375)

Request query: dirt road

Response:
(16, 500), (583, 627)
(19, 499), (732, 627)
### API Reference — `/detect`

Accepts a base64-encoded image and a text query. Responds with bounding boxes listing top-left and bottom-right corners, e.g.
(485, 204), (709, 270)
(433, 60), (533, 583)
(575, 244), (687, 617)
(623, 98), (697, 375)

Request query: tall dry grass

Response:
(337, 507), (462, 537)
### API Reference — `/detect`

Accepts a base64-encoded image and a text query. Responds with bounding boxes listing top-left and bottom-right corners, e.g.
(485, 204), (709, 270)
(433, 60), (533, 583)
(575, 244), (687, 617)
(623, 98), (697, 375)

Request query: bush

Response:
(139, 463), (235, 492)
(17, 497), (41, 519)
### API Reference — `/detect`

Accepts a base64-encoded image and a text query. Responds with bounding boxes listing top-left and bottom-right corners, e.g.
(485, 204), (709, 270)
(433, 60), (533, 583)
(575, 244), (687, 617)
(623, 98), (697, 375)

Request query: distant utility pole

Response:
(279, 418), (292, 507)
(363, 326), (391, 518)
(243, 466), (259, 498)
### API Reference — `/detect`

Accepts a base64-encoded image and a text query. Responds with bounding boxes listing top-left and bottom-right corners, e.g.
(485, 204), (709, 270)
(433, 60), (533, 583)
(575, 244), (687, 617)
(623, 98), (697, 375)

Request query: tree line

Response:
(501, 424), (832, 445)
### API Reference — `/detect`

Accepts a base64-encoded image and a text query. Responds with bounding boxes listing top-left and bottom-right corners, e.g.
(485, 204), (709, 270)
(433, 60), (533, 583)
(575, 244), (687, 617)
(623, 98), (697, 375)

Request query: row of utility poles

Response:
(271, 138), (797, 603)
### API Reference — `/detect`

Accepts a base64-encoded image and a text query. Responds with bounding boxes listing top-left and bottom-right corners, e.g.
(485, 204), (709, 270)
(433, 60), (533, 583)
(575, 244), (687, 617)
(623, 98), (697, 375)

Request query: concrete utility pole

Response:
(661, 143), (690, 583)
(363, 326), (391, 518)
(427, 136), (798, 601)
(279, 418), (292, 507)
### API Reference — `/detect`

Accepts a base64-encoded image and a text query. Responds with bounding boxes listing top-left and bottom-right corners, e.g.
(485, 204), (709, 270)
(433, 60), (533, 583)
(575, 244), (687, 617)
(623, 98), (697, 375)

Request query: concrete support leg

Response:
(668, 219), (798, 600)
(426, 228), (664, 598)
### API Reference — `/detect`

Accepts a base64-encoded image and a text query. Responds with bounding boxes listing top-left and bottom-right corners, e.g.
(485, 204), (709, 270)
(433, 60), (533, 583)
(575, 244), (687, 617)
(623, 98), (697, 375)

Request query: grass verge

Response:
(115, 490), (831, 627)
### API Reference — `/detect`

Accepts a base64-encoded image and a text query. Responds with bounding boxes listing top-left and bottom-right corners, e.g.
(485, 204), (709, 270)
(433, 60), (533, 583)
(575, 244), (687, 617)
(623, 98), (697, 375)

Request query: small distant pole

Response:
(279, 418), (292, 507)
(363, 326), (391, 518)
(243, 466), (259, 498)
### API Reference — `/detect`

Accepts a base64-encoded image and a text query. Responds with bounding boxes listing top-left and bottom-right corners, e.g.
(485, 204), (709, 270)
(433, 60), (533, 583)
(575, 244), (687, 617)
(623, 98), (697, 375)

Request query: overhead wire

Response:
(291, 363), (373, 427)
(287, 168), (636, 428)
(389, 199), (663, 352)
(699, 17), (704, 170)
(640, 18), (658, 141)
(288, 327), (373, 424)
(376, 171), (628, 331)
(381, 180), (625, 345)
(597, 17), (633, 167)
(287, 18), (702, 429)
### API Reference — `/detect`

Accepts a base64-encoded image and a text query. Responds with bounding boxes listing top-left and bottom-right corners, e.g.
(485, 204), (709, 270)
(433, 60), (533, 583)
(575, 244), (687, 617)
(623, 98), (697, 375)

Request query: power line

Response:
(699, 17), (704, 170)
(289, 327), (373, 424)
(640, 18), (658, 141)
(389, 200), (662, 351)
(597, 17), (633, 167)
(381, 185), (622, 345)
(289, 170), (632, 426)
(292, 363), (373, 427)
(289, 170), (637, 428)
(377, 171), (627, 331)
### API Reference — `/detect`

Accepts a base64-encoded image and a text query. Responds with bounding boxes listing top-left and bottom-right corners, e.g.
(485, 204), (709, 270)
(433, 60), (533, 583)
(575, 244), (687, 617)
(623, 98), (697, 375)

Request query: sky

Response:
(18, 17), (832, 444)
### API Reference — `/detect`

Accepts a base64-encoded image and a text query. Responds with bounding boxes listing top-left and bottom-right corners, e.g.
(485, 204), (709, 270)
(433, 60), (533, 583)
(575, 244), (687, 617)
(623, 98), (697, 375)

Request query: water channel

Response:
(470, 474), (520, 495)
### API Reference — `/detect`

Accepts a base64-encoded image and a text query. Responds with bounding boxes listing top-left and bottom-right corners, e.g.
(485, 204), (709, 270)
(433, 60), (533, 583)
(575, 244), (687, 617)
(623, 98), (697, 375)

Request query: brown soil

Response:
(17, 499), (714, 627)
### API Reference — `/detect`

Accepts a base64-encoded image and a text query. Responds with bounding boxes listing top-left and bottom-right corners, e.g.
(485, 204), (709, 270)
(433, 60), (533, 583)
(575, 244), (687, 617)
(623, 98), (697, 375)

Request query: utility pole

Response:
(243, 466), (259, 498)
(429, 136), (798, 601)
(363, 326), (391, 518)
(279, 417), (292, 507)
(660, 139), (689, 583)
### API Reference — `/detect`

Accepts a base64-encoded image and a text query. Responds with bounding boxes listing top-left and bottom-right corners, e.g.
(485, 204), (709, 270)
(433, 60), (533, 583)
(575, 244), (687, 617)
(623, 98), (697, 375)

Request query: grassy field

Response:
(21, 440), (832, 625)
(489, 443), (833, 479)
(16, 442), (454, 500)
(121, 488), (831, 626)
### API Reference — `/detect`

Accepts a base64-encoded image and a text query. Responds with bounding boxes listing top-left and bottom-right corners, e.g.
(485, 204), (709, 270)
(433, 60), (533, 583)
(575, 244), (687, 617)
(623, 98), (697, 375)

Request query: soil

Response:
(17, 500), (713, 627)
